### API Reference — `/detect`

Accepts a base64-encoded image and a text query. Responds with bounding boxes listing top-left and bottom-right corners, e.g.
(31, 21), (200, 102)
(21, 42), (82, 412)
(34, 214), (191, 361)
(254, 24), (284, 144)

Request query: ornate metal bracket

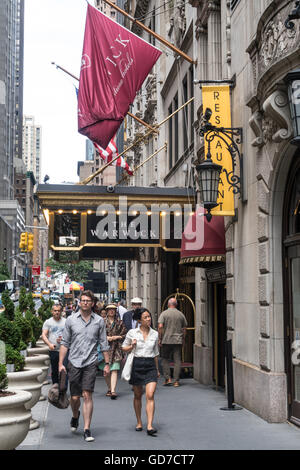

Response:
(285, 1), (300, 29)
(199, 120), (243, 198)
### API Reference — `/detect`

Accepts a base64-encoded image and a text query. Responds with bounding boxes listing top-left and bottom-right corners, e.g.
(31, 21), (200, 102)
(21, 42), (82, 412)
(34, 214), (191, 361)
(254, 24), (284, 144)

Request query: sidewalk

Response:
(18, 373), (300, 450)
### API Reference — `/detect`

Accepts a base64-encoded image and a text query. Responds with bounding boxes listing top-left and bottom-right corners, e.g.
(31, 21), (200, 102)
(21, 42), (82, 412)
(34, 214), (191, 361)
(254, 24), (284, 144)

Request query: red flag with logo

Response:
(78, 4), (162, 149)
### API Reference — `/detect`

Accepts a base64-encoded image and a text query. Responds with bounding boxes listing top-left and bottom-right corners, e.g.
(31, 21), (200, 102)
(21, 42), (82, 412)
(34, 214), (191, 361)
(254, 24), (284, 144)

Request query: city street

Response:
(18, 372), (300, 451)
(3, 0), (300, 453)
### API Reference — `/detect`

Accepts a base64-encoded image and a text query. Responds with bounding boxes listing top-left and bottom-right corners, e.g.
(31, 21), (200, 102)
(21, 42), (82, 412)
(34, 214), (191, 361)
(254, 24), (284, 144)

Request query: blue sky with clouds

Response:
(23, 0), (88, 183)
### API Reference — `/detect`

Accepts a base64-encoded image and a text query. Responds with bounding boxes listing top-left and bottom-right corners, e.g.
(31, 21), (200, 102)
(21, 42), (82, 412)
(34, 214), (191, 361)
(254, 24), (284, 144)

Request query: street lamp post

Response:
(196, 108), (243, 221)
(284, 1), (300, 29)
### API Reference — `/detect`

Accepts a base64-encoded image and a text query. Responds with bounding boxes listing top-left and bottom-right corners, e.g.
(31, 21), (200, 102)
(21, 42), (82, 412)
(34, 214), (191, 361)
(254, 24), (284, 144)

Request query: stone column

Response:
(195, 23), (208, 83)
(207, 0), (222, 80)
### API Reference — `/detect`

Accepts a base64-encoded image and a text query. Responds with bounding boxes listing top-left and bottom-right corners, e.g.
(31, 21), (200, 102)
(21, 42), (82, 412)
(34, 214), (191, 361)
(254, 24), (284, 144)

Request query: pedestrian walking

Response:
(93, 300), (104, 315)
(99, 304), (127, 399)
(158, 298), (187, 387)
(116, 298), (128, 320)
(42, 303), (67, 385)
(122, 297), (142, 331)
(58, 290), (110, 442)
(122, 308), (160, 436)
(64, 302), (73, 318)
(99, 307), (107, 318)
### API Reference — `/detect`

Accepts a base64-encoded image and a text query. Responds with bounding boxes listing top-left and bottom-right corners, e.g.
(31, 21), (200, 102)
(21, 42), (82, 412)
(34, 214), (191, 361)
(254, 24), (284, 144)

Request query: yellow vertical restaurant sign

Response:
(202, 85), (235, 215)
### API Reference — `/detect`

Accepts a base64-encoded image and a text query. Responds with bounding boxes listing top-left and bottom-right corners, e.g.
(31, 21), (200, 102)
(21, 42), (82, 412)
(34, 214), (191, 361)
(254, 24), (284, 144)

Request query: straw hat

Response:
(105, 303), (117, 310)
(131, 297), (142, 304)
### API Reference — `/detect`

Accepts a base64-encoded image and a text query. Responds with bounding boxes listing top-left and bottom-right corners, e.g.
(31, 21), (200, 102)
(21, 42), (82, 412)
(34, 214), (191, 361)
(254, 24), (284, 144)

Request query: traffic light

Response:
(27, 233), (34, 252)
(19, 232), (28, 252)
(118, 280), (126, 291)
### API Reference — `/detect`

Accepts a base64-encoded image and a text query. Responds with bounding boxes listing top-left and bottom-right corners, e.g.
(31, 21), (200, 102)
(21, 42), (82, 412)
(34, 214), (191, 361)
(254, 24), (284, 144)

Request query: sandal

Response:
(106, 391), (112, 396)
(111, 392), (118, 399)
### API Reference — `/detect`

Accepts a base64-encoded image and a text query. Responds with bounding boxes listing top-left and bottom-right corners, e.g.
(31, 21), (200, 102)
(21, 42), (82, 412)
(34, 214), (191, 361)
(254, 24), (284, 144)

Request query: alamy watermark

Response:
(88, 196), (206, 250)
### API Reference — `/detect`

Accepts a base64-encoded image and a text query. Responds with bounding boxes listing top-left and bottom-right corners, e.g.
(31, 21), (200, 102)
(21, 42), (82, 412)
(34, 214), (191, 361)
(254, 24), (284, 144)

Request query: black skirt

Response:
(129, 357), (158, 386)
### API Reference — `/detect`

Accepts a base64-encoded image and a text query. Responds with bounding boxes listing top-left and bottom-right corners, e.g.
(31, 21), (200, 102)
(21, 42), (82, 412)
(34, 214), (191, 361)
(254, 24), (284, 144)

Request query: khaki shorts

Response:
(67, 360), (98, 397)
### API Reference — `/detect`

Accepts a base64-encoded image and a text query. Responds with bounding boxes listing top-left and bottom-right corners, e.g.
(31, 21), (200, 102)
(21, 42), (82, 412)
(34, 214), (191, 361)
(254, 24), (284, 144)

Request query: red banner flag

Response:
(78, 4), (162, 149)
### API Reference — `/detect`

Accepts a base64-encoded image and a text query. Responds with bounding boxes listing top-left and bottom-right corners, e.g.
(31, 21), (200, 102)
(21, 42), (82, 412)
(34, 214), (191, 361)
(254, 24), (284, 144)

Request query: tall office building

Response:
(95, 0), (117, 19)
(85, 139), (94, 161)
(22, 115), (42, 184)
(0, 0), (25, 200)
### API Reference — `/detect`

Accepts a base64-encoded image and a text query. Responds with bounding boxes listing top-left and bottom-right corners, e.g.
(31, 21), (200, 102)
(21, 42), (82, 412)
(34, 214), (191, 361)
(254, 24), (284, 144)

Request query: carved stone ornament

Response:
(247, 2), (300, 85)
(174, 0), (187, 47)
(249, 111), (264, 147)
(262, 116), (279, 144)
(262, 90), (293, 143)
(260, 18), (298, 68)
(249, 90), (293, 147)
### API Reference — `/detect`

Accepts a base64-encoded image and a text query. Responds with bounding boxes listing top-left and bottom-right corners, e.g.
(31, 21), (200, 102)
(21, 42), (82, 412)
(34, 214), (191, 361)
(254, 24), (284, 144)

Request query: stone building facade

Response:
(121, 0), (300, 424)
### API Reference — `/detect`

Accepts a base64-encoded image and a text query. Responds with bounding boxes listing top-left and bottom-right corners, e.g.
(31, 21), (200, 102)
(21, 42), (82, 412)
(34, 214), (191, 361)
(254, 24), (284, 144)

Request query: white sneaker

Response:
(84, 429), (95, 442)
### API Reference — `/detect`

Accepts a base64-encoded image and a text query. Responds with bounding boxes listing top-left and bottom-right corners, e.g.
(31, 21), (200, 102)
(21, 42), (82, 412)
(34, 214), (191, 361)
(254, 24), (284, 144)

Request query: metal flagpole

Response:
(79, 97), (194, 185)
(101, 0), (195, 64)
(51, 62), (158, 134)
(130, 143), (167, 174)
(115, 143), (167, 186)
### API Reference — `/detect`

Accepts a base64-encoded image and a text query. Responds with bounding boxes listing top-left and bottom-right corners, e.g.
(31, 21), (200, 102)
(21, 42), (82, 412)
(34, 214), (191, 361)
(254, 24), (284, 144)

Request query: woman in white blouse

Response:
(122, 308), (160, 436)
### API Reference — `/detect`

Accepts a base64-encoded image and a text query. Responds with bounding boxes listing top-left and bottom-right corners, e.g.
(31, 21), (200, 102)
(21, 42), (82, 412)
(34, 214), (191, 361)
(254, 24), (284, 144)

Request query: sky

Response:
(23, 0), (88, 184)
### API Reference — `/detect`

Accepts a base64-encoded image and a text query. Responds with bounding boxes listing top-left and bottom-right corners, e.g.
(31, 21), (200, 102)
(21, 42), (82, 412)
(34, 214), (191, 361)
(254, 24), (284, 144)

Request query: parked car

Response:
(50, 293), (60, 302)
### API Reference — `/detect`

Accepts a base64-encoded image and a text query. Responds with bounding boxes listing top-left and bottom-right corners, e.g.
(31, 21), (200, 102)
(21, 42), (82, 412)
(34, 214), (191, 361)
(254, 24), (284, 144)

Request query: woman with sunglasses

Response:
(99, 303), (127, 399)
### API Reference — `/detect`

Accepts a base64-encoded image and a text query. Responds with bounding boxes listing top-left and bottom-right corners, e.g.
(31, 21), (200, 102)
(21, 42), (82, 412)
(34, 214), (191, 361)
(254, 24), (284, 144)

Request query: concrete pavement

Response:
(17, 372), (300, 450)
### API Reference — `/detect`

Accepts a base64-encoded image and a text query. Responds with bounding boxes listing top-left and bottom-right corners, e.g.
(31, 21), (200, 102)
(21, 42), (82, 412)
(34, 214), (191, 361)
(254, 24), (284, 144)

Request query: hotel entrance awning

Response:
(36, 184), (195, 260)
(180, 208), (225, 267)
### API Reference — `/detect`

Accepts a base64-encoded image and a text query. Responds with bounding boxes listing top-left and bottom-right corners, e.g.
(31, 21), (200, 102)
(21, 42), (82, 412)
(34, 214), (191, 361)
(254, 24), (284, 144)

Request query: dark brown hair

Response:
(80, 290), (95, 302)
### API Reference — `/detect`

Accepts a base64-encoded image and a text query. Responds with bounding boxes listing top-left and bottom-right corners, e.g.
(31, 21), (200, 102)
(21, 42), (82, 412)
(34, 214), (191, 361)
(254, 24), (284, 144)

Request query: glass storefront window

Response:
(54, 213), (81, 247)
(292, 258), (300, 402)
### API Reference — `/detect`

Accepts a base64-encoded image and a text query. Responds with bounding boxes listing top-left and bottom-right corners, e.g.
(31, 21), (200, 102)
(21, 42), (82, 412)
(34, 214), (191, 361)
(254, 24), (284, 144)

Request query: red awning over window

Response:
(180, 208), (225, 266)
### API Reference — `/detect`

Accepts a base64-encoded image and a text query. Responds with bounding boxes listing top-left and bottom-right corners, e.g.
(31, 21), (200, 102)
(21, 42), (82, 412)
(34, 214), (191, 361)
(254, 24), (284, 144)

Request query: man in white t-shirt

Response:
(42, 303), (67, 384)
